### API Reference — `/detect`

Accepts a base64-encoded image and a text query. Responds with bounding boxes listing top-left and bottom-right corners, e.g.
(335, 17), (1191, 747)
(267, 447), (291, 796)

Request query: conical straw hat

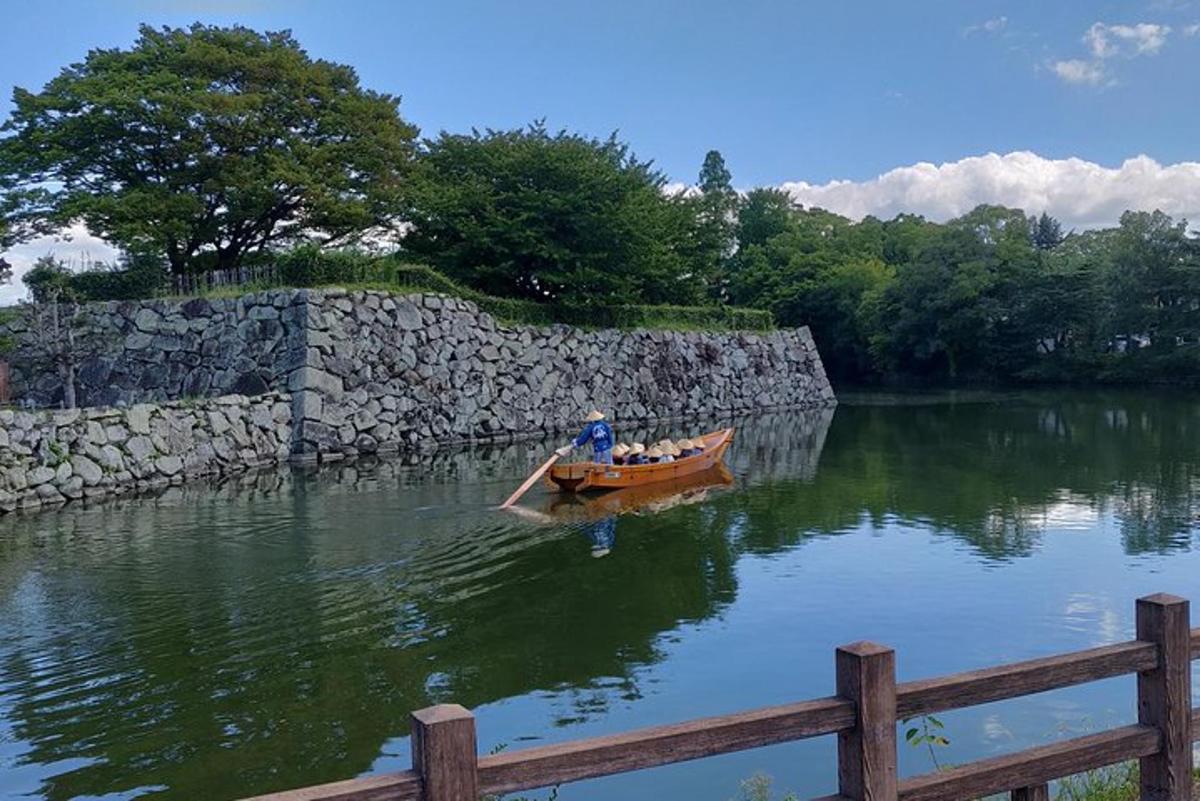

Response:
(584, 410), (605, 422)
(629, 443), (646, 454)
(646, 446), (664, 458)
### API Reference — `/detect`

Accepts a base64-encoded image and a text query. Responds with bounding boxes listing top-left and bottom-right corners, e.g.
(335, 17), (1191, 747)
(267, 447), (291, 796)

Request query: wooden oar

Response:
(499, 452), (561, 509)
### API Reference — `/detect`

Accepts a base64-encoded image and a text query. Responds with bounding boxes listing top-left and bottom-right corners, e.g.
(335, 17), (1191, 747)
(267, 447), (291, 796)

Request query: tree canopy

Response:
(0, 23), (418, 273)
(402, 122), (704, 306)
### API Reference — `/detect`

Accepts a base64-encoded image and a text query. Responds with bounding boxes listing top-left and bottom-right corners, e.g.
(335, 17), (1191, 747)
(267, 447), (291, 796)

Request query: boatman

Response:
(557, 410), (615, 464)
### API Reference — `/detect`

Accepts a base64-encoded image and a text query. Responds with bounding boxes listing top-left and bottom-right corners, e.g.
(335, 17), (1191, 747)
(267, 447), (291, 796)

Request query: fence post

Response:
(1012, 784), (1049, 801)
(836, 641), (898, 801)
(412, 704), (479, 801)
(1136, 593), (1192, 801)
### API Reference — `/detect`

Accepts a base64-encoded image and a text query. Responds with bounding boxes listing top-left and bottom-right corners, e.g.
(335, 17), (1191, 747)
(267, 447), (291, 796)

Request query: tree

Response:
(404, 122), (704, 305)
(694, 150), (739, 300)
(735, 188), (794, 252)
(23, 255), (76, 303)
(0, 24), (418, 274)
(1031, 212), (1064, 250)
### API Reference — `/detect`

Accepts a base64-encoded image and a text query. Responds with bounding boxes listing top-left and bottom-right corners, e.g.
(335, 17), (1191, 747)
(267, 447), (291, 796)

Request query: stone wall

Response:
(0, 393), (292, 512)
(1, 288), (835, 464)
(292, 290), (833, 459)
(4, 295), (306, 407)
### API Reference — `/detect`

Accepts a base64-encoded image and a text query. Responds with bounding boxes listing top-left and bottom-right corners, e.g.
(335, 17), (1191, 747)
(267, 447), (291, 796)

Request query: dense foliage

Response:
(402, 122), (715, 306)
(724, 199), (1200, 385)
(0, 24), (417, 273)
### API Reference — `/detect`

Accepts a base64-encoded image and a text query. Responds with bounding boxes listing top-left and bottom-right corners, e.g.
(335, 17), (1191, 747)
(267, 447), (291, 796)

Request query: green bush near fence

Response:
(39, 246), (774, 331)
(389, 263), (774, 331)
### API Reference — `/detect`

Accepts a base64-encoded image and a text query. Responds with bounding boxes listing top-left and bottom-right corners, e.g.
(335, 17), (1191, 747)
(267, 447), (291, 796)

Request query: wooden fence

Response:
(243, 593), (1199, 801)
(171, 264), (281, 296)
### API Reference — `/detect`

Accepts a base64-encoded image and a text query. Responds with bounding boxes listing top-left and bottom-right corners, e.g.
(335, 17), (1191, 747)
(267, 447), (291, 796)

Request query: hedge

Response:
(389, 264), (773, 331)
(38, 248), (774, 332)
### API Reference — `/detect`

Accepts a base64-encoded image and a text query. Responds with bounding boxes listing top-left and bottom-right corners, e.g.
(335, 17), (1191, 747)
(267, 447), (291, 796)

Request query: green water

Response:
(2, 390), (1199, 801)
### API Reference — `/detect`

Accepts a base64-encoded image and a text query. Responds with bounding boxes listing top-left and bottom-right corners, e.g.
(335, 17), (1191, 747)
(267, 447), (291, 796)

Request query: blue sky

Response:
(2, 0), (1197, 185)
(2, 0), (1200, 298)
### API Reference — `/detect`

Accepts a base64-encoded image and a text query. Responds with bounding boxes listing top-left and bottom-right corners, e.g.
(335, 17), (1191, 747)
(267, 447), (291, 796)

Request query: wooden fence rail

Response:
(243, 593), (1200, 801)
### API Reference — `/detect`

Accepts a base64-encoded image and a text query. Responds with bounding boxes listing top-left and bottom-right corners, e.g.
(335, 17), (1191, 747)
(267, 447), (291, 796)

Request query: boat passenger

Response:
(677, 439), (697, 457)
(611, 444), (630, 465)
(557, 410), (615, 464)
(626, 443), (647, 465)
(692, 438), (706, 455)
(645, 446), (665, 464)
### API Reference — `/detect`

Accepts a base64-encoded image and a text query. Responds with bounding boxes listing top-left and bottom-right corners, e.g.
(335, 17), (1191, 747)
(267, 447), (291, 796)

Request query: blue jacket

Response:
(574, 420), (614, 453)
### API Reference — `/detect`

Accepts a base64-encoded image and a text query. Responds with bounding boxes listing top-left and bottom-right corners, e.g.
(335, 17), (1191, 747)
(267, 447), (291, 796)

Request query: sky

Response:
(2, 0), (1200, 300)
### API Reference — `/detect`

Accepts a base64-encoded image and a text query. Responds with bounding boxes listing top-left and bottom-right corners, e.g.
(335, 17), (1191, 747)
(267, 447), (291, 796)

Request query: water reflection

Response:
(0, 393), (1198, 801)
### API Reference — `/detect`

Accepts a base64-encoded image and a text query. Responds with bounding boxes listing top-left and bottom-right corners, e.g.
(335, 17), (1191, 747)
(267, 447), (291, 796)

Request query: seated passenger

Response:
(645, 446), (665, 464)
(626, 443), (648, 465)
(611, 444), (630, 465)
(692, 437), (706, 454)
(677, 439), (697, 457)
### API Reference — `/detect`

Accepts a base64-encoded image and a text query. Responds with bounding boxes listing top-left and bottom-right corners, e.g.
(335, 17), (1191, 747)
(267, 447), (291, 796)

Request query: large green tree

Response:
(693, 150), (738, 299)
(403, 122), (704, 305)
(0, 24), (418, 273)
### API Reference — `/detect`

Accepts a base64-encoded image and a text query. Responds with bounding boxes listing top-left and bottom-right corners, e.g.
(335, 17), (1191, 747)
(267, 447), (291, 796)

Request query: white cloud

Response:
(1053, 21), (1172, 86)
(1085, 22), (1171, 57)
(1184, 23), (1200, 36)
(776, 152), (1200, 230)
(0, 224), (120, 306)
(1051, 59), (1107, 85)
(964, 16), (1008, 36)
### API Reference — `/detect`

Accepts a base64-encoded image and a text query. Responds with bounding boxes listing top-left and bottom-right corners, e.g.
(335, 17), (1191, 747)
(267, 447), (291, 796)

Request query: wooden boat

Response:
(545, 428), (734, 493)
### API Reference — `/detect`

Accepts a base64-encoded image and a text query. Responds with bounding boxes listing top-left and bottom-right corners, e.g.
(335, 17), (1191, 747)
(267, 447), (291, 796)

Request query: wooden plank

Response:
(836, 642), (898, 801)
(412, 704), (478, 801)
(476, 696), (855, 795)
(235, 772), (422, 801)
(1012, 784), (1049, 801)
(1136, 594), (1193, 801)
(898, 724), (1161, 801)
(1192, 707), (1200, 740)
(897, 640), (1158, 718)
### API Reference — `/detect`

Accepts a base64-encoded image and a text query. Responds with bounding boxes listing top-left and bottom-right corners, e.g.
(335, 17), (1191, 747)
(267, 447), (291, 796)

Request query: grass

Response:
(166, 278), (775, 332)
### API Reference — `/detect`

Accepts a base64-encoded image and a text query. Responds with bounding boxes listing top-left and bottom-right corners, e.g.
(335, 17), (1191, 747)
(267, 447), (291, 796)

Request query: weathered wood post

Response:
(1135, 593), (1193, 801)
(836, 641), (898, 801)
(412, 704), (479, 801)
(1012, 783), (1050, 801)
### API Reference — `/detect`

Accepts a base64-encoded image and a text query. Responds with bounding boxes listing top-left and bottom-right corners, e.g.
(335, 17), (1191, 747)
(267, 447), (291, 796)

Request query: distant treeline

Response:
(2, 24), (1198, 384)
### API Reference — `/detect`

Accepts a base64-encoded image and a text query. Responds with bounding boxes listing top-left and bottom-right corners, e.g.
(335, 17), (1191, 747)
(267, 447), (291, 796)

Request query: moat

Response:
(2, 390), (1199, 801)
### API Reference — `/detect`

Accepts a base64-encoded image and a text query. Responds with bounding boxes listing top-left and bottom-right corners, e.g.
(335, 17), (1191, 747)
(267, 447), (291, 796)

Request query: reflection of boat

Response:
(545, 428), (735, 493)
(541, 464), (735, 522)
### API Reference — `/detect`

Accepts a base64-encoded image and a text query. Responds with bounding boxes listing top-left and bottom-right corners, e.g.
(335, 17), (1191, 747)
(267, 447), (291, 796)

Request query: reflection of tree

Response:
(0, 436), (773, 800)
(2, 394), (1197, 801)
(744, 393), (1200, 561)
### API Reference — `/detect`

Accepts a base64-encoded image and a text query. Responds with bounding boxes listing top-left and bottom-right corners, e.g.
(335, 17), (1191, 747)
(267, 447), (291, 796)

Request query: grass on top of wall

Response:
(163, 253), (776, 332)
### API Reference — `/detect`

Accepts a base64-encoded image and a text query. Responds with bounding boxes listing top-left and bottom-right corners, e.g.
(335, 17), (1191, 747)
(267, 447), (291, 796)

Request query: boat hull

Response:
(545, 428), (734, 493)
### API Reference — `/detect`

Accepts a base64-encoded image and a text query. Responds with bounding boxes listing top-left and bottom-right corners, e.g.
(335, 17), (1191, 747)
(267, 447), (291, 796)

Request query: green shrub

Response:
(391, 263), (773, 330)
(70, 262), (168, 301)
(275, 245), (395, 287)
(33, 249), (774, 332)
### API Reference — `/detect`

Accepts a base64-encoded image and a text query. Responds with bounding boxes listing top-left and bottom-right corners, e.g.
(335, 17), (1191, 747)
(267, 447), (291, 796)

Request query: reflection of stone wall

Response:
(1, 288), (835, 466)
(3, 295), (306, 408)
(0, 394), (291, 512)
